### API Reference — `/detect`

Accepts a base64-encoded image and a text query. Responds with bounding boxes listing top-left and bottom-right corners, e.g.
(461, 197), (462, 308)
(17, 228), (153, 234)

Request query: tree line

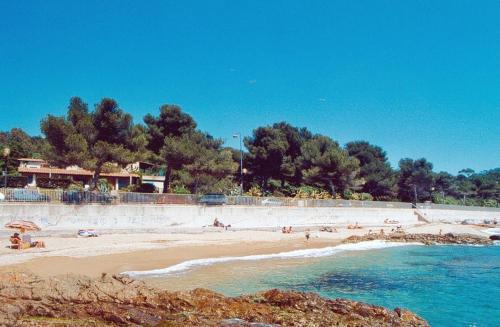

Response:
(0, 97), (498, 206)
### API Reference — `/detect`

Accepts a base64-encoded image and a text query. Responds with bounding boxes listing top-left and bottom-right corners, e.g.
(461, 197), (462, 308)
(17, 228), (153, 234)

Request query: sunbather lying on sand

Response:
(391, 226), (405, 234)
(384, 219), (400, 224)
(347, 222), (363, 229)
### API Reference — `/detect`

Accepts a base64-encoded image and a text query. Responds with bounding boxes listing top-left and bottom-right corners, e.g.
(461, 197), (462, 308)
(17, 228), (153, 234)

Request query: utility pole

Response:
(413, 185), (418, 205)
(2, 147), (10, 193)
(233, 133), (243, 195)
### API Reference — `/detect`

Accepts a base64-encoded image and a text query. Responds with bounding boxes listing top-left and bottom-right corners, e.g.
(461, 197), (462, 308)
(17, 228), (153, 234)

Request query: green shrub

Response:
(295, 186), (332, 199)
(67, 182), (84, 191)
(346, 192), (373, 201)
(119, 184), (136, 192)
(96, 179), (112, 193)
(482, 199), (498, 207)
(36, 177), (72, 189)
(172, 184), (190, 194)
(136, 183), (157, 193)
(0, 176), (28, 188)
(246, 185), (263, 197)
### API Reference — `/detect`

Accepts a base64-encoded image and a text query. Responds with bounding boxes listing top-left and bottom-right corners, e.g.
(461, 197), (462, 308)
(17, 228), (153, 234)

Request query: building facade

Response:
(17, 158), (140, 190)
(125, 161), (166, 192)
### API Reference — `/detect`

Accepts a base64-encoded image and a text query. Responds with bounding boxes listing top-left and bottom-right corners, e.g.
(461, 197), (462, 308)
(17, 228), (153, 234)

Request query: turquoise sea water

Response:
(145, 244), (500, 327)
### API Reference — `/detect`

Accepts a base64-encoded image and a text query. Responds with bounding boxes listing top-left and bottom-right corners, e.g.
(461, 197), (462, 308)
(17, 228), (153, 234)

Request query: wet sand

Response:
(0, 223), (488, 278)
(2, 236), (338, 277)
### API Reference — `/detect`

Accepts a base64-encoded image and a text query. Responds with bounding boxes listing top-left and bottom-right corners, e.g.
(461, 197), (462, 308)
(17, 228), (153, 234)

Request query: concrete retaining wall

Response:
(420, 208), (500, 224)
(0, 204), (498, 231)
(0, 203), (417, 230)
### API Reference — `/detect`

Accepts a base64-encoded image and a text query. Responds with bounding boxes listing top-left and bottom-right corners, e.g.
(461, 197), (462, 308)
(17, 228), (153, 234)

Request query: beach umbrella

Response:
(4, 220), (41, 232)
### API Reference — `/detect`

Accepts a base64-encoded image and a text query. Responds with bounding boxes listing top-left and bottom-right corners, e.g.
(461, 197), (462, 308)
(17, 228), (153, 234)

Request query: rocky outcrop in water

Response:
(0, 272), (428, 326)
(343, 232), (493, 246)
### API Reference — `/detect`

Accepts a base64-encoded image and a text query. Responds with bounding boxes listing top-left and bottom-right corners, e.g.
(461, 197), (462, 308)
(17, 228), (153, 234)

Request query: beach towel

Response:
(78, 229), (98, 237)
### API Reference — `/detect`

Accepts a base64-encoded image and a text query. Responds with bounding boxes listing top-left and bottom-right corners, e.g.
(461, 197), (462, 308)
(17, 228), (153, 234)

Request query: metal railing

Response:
(0, 188), (118, 204)
(416, 202), (500, 212)
(0, 188), (498, 211)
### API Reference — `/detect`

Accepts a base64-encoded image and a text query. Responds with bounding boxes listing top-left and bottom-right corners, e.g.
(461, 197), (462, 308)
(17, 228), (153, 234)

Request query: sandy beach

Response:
(0, 222), (489, 278)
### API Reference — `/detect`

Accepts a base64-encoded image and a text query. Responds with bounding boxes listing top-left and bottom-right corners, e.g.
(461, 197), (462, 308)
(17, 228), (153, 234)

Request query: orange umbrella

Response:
(4, 220), (41, 232)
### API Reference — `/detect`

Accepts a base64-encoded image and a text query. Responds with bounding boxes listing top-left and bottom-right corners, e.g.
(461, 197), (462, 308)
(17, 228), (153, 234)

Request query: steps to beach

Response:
(414, 209), (431, 223)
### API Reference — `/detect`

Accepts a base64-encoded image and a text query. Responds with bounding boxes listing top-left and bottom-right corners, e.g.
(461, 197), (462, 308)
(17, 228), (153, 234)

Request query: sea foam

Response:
(122, 240), (421, 277)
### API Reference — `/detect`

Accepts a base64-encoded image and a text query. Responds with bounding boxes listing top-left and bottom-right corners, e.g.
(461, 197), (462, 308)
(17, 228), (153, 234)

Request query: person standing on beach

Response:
(305, 229), (310, 241)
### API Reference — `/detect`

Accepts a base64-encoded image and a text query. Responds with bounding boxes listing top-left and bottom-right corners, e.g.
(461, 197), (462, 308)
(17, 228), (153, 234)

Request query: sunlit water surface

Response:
(142, 244), (500, 327)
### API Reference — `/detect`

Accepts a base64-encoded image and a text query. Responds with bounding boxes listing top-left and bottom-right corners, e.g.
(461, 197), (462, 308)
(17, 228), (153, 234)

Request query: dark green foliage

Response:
(457, 168), (499, 205)
(144, 105), (197, 154)
(136, 183), (157, 193)
(36, 177), (72, 189)
(41, 97), (137, 188)
(145, 105), (237, 193)
(0, 176), (28, 188)
(0, 128), (48, 173)
(244, 122), (312, 191)
(300, 135), (360, 196)
(0, 95), (497, 206)
(397, 158), (434, 203)
(433, 172), (460, 198)
(346, 141), (397, 200)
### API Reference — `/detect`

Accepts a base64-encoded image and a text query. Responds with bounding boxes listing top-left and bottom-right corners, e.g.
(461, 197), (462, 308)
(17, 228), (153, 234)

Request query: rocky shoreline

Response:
(343, 232), (493, 246)
(0, 272), (428, 326)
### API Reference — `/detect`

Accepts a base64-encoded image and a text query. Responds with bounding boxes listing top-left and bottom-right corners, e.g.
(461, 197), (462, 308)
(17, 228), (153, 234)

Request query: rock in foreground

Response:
(0, 272), (428, 326)
(343, 232), (492, 246)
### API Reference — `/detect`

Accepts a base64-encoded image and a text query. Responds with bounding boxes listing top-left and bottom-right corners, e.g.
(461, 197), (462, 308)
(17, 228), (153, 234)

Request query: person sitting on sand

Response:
(347, 223), (358, 229)
(380, 229), (385, 236)
(213, 218), (224, 228)
(282, 226), (287, 234)
(9, 233), (45, 249)
(9, 233), (22, 249)
(287, 226), (293, 233)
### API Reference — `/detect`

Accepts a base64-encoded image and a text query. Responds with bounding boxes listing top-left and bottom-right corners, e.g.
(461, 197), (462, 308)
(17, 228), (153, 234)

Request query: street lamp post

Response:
(2, 147), (10, 192)
(233, 133), (243, 195)
(413, 185), (418, 205)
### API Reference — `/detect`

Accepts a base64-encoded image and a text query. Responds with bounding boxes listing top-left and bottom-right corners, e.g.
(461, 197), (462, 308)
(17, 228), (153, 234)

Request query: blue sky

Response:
(1, 0), (499, 174)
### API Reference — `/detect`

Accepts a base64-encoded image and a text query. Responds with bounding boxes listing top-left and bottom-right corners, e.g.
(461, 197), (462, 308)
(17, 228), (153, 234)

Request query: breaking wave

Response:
(122, 240), (421, 277)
